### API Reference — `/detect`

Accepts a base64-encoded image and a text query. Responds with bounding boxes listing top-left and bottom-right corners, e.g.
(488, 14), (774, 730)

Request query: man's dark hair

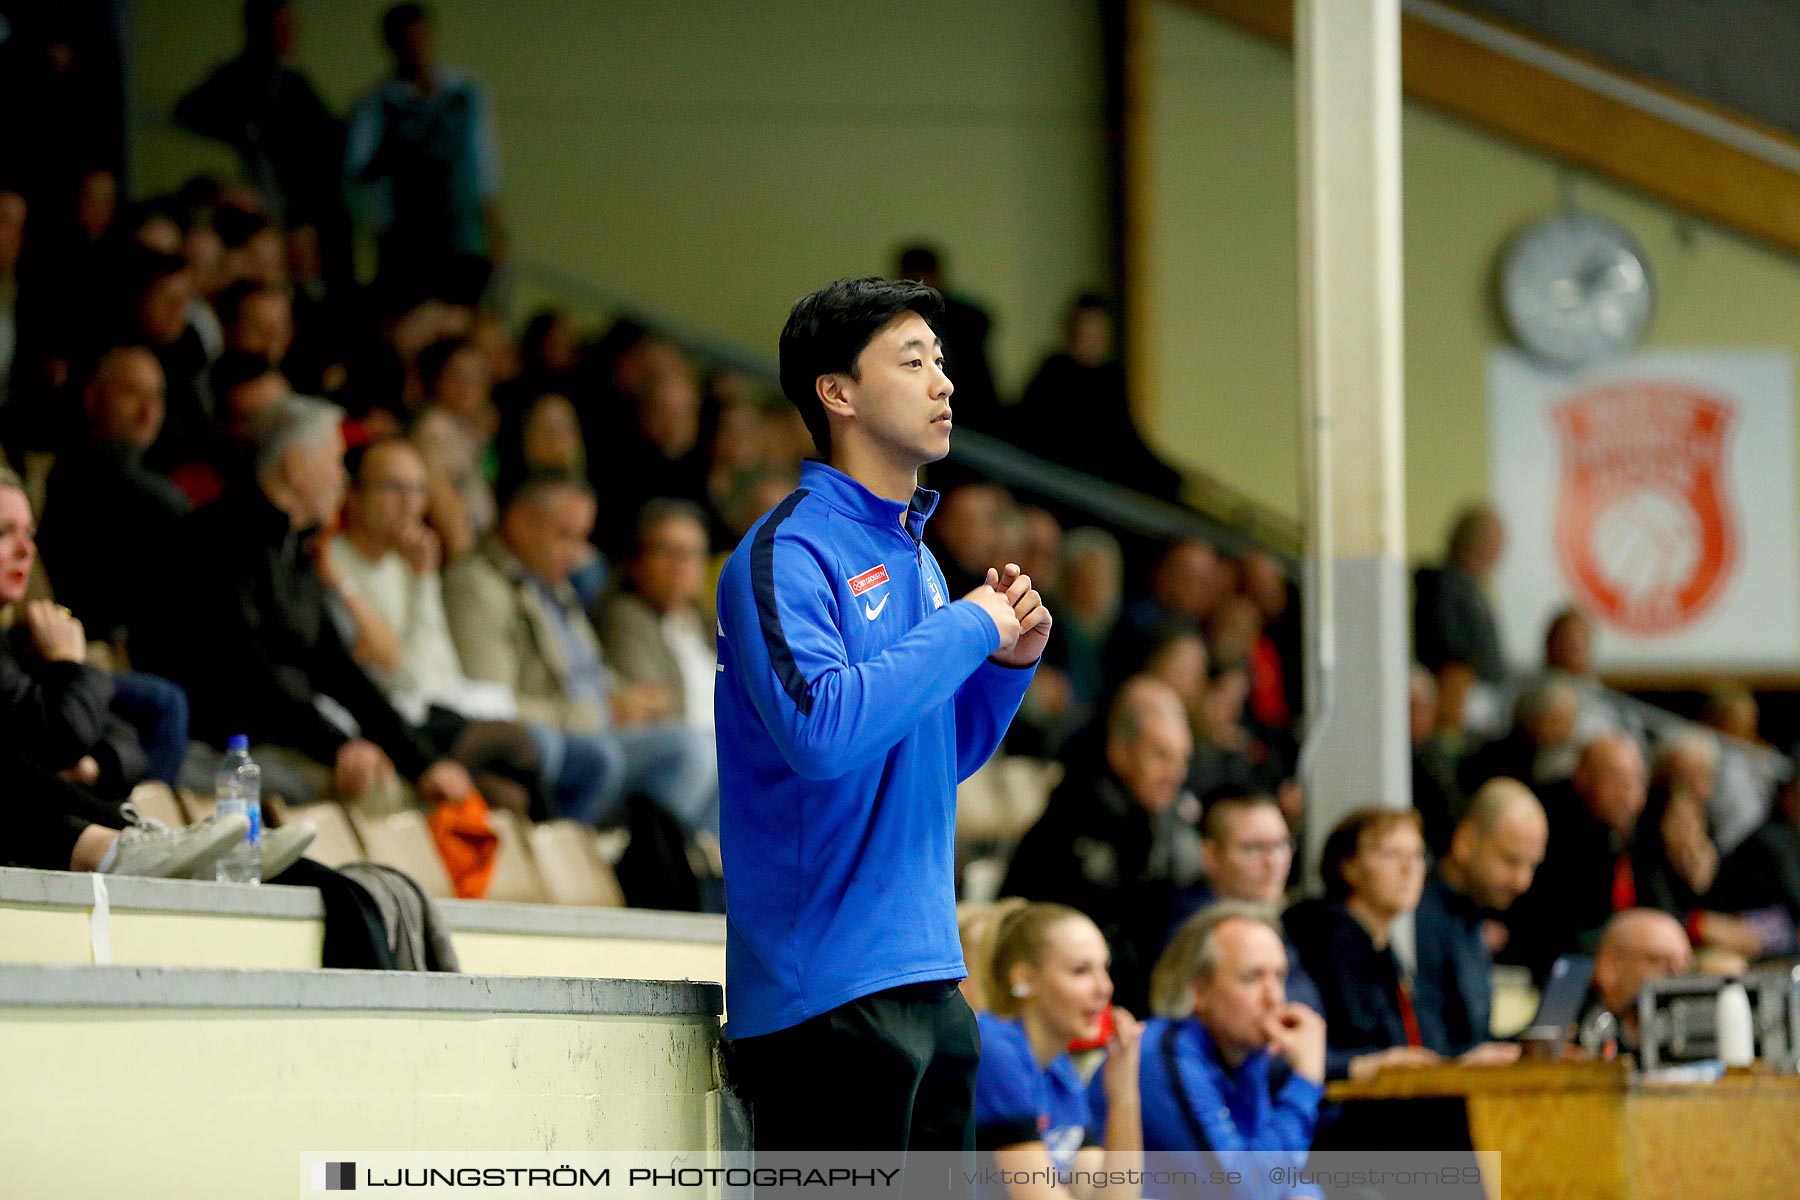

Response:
(896, 244), (939, 280)
(213, 204), (273, 251)
(777, 277), (943, 457)
(634, 497), (708, 554)
(500, 468), (592, 515)
(1199, 791), (1282, 842)
(344, 435), (412, 488)
(381, 2), (428, 53)
(209, 349), (279, 401)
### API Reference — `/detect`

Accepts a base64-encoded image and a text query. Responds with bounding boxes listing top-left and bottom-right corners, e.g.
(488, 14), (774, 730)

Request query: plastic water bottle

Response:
(1717, 980), (1756, 1067)
(214, 735), (262, 884)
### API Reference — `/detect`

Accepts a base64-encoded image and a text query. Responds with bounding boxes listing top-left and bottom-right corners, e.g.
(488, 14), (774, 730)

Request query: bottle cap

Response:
(227, 735), (249, 753)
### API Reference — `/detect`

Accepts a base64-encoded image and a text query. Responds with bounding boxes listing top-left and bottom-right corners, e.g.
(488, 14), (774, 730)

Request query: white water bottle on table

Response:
(214, 735), (262, 884)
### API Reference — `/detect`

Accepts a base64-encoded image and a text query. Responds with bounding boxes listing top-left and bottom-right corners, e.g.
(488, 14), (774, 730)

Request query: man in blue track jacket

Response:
(717, 277), (1049, 1153)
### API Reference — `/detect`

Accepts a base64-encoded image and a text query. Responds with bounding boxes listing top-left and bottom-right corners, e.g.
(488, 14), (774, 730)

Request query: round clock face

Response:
(1501, 213), (1654, 369)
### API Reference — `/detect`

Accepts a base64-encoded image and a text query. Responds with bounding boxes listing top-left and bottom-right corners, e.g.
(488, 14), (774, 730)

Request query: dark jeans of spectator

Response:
(109, 671), (189, 786)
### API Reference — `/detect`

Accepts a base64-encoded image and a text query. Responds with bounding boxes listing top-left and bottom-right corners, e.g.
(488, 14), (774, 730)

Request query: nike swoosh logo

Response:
(863, 594), (890, 621)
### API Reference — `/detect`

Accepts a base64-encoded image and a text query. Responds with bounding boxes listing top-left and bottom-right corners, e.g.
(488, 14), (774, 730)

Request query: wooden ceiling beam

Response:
(1175, 0), (1800, 256)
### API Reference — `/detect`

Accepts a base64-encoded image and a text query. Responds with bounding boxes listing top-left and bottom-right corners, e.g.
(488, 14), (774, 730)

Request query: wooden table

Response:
(1327, 1061), (1800, 1200)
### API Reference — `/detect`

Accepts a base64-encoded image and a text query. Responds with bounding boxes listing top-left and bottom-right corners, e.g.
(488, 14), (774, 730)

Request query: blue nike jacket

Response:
(714, 460), (1036, 1038)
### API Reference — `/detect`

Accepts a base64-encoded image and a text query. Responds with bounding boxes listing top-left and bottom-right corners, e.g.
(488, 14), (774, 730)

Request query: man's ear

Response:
(816, 372), (855, 422)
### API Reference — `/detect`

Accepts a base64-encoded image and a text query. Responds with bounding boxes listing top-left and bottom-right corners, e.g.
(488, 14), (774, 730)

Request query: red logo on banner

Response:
(847, 564), (890, 596)
(1552, 382), (1737, 635)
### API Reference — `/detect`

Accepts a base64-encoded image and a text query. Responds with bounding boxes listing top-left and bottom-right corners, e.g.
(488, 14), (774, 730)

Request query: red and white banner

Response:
(1487, 349), (1800, 670)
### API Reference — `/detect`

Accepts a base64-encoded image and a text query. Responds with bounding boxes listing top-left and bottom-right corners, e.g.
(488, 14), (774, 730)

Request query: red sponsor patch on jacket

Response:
(847, 564), (890, 596)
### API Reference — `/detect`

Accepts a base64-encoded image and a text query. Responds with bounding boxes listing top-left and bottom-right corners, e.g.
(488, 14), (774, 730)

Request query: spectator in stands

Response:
(587, 337), (711, 560)
(1016, 292), (1182, 500)
(1697, 684), (1778, 856)
(1165, 792), (1322, 1016)
(1504, 735), (1648, 982)
(173, 0), (348, 291)
(1711, 778), (1800, 956)
(512, 308), (582, 403)
(1577, 908), (1691, 1054)
(1240, 549), (1299, 729)
(896, 243), (1001, 434)
(1136, 903), (1325, 1175)
(975, 902), (1143, 1187)
(1538, 605), (1647, 748)
(411, 335), (497, 562)
(215, 280), (294, 369)
(345, 2), (504, 300)
(324, 437), (540, 817)
(1625, 735), (1788, 966)
(1285, 808), (1444, 1080)
(0, 468), (145, 797)
(594, 500), (714, 732)
(1002, 677), (1202, 1015)
(930, 482), (1014, 598)
(135, 393), (476, 810)
(37, 346), (191, 643)
(1, 744), (249, 879)
(1635, 734), (1721, 919)
(1458, 674), (1580, 798)
(214, 205), (287, 290)
(1702, 684), (1760, 744)
(1059, 528), (1123, 710)
(444, 472), (717, 834)
(1414, 503), (1508, 688)
(1413, 778), (1546, 1058)
(1411, 665), (1464, 856)
(1189, 658), (1282, 800)
(494, 390), (585, 504)
(1108, 537), (1223, 682)
(99, 246), (212, 472)
(165, 350), (288, 509)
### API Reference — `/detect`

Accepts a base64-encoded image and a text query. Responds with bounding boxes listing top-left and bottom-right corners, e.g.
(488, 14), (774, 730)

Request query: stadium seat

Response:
(347, 808), (456, 899)
(126, 781), (187, 829)
(484, 808), (550, 904)
(531, 820), (626, 907)
(297, 803), (365, 869)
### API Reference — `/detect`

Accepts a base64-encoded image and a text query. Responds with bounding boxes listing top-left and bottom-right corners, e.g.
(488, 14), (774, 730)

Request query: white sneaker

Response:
(260, 821), (317, 880)
(168, 819), (317, 881)
(108, 814), (251, 879)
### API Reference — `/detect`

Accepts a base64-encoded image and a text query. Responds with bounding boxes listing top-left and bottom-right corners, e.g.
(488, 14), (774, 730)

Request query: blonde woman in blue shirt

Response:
(975, 902), (1143, 1199)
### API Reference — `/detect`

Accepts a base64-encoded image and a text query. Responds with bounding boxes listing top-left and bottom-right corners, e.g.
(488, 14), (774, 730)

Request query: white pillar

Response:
(1296, 0), (1410, 880)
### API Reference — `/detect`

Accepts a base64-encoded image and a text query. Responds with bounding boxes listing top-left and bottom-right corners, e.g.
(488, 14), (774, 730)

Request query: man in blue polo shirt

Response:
(716, 277), (1049, 1151)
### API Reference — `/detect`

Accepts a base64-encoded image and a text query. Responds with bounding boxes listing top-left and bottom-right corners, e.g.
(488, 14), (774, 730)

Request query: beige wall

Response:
(1138, 3), (1800, 560)
(0, 1006), (717, 1195)
(129, 0), (1111, 393)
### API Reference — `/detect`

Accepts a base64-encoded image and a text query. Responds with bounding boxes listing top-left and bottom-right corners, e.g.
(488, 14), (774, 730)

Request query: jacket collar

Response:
(477, 532), (576, 603)
(798, 459), (940, 538)
(1180, 1016), (1273, 1089)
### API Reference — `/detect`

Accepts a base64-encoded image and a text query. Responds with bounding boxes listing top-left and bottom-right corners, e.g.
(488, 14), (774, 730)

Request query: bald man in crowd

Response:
(1002, 676), (1200, 1014)
(1505, 735), (1649, 981)
(1413, 777), (1549, 1057)
(37, 345), (191, 641)
(1579, 908), (1692, 1053)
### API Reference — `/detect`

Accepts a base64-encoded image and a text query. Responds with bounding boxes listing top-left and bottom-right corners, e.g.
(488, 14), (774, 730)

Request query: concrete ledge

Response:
(0, 866), (725, 942)
(0, 962), (722, 1016)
